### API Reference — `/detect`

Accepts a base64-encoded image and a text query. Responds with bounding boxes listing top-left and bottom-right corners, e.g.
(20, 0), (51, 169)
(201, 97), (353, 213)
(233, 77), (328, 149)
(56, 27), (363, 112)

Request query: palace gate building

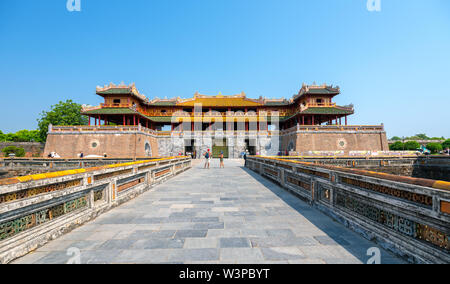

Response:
(44, 83), (389, 158)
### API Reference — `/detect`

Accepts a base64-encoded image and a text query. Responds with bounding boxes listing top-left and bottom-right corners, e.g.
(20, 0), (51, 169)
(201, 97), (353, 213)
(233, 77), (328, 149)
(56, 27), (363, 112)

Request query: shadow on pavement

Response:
(239, 165), (406, 264)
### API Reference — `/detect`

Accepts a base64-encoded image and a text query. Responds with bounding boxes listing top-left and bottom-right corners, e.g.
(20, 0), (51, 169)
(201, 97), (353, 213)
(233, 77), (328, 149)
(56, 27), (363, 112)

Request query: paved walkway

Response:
(14, 160), (404, 264)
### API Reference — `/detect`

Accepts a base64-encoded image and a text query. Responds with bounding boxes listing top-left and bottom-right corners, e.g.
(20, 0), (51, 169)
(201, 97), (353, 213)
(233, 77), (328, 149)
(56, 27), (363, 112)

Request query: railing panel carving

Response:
(246, 156), (450, 263)
(0, 156), (191, 264)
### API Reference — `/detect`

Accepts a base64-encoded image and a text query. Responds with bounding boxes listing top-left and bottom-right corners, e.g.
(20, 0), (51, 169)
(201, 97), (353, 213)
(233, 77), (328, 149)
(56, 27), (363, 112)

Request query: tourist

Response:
(103, 153), (107, 158)
(204, 149), (211, 169)
(219, 151), (224, 168)
(79, 152), (84, 158)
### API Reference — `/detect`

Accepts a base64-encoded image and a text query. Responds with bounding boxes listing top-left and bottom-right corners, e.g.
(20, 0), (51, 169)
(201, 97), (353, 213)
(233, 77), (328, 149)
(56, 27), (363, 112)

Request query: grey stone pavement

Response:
(13, 159), (405, 264)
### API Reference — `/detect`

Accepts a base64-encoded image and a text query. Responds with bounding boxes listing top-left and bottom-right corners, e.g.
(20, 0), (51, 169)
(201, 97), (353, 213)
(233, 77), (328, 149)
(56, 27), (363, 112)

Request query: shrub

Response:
(442, 139), (450, 150)
(389, 141), (405, 151)
(426, 143), (443, 154)
(2, 146), (26, 157)
(404, 141), (420, 151)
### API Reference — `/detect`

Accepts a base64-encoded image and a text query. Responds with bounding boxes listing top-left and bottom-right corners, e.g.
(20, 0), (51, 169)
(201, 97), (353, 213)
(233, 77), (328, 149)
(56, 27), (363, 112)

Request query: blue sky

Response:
(0, 0), (449, 138)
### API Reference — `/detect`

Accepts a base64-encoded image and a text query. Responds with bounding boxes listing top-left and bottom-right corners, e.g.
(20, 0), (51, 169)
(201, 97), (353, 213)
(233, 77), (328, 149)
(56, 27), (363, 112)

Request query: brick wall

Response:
(44, 132), (158, 158)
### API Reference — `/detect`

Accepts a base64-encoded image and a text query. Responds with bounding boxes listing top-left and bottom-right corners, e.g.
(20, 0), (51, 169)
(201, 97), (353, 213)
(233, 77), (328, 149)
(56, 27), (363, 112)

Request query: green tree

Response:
(390, 136), (402, 141)
(389, 141), (405, 151)
(442, 139), (450, 150)
(0, 130), (4, 142)
(12, 130), (41, 142)
(37, 100), (88, 142)
(2, 146), (25, 157)
(4, 133), (16, 142)
(426, 142), (443, 154)
(412, 134), (429, 140)
(404, 141), (420, 151)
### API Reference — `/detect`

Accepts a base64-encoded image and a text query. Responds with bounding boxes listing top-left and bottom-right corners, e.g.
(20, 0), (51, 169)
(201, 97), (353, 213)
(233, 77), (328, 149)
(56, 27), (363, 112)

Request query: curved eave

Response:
(301, 107), (354, 115)
(82, 108), (136, 115)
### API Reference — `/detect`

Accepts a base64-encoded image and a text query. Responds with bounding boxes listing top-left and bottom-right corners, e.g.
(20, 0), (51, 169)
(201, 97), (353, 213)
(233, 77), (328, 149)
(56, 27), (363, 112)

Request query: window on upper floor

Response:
(316, 98), (323, 104)
(113, 99), (121, 104)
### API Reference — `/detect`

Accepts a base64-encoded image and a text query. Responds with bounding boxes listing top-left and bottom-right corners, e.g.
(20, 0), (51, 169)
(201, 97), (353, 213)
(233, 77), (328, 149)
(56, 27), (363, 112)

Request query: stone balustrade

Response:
(0, 156), (191, 263)
(0, 157), (163, 172)
(245, 156), (450, 263)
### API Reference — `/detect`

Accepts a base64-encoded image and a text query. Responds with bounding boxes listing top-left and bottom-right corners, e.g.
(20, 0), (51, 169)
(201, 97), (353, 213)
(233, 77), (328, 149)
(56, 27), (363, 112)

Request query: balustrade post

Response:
(146, 170), (152, 185)
(89, 187), (95, 209)
(311, 178), (318, 202)
(109, 178), (117, 204)
(279, 168), (285, 187)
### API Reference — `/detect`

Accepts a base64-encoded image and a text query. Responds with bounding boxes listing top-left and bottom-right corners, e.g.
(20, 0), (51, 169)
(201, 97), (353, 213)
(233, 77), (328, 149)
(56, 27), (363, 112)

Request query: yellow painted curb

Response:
(433, 181), (450, 191)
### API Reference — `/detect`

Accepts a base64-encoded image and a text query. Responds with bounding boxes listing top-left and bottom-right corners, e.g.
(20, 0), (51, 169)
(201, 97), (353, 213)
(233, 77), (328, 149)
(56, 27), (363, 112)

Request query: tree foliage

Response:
(389, 141), (405, 151)
(0, 129), (41, 142)
(2, 146), (25, 157)
(442, 139), (450, 150)
(412, 134), (429, 140)
(404, 141), (420, 151)
(37, 100), (88, 142)
(426, 142), (443, 154)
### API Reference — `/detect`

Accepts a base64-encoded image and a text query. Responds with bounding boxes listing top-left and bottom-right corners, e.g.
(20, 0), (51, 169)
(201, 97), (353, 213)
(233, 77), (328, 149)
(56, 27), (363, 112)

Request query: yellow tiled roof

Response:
(177, 98), (263, 107)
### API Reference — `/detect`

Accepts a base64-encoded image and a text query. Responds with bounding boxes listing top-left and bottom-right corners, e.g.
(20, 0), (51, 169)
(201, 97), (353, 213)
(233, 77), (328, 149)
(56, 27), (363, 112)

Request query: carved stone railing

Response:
(0, 156), (191, 264)
(0, 157), (164, 172)
(246, 156), (450, 264)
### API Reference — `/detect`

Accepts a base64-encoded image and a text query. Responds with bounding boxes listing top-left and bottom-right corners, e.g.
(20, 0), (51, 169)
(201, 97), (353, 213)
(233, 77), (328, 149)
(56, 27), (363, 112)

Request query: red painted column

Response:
(345, 116), (348, 125)
(123, 115), (126, 126)
(312, 115), (315, 125)
(133, 115), (136, 126)
(302, 116), (305, 125)
(88, 116), (91, 126)
(138, 117), (140, 126)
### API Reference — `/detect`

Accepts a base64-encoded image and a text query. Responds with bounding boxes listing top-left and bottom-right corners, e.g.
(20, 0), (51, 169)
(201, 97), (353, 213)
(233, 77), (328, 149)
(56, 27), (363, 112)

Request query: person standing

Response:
(204, 149), (211, 169)
(219, 151), (224, 168)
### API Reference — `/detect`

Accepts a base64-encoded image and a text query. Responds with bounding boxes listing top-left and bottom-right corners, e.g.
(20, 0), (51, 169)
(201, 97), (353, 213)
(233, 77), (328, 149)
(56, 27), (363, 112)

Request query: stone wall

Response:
(45, 131), (158, 158)
(145, 133), (279, 158)
(44, 125), (389, 158)
(280, 129), (389, 153)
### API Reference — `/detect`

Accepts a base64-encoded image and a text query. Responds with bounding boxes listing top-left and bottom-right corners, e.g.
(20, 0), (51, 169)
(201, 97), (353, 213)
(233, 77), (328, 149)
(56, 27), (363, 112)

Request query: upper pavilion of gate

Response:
(81, 82), (354, 130)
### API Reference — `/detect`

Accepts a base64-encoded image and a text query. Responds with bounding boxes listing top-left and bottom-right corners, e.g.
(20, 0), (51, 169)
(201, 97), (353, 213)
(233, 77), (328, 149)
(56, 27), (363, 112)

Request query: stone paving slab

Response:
(13, 160), (405, 264)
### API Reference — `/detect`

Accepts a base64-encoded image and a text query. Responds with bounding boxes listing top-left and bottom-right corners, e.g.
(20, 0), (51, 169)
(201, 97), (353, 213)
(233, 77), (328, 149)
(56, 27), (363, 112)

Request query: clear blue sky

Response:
(0, 0), (449, 138)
